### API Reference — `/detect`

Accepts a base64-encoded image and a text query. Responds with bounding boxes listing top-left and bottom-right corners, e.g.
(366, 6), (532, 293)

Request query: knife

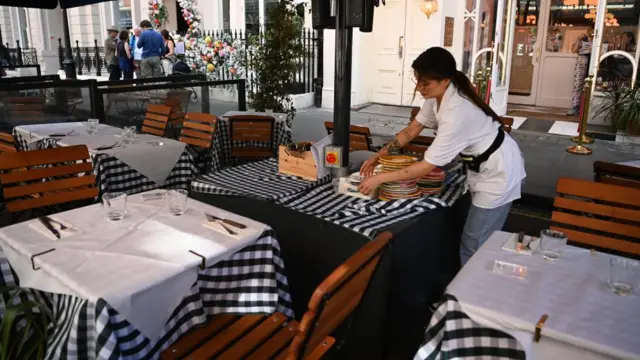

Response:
(205, 213), (247, 229)
(38, 217), (61, 239)
(516, 231), (525, 252)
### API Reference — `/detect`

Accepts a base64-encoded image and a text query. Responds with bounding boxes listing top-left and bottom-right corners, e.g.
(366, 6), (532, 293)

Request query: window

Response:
(223, 0), (230, 31)
(120, 9), (132, 30)
(245, 0), (260, 35)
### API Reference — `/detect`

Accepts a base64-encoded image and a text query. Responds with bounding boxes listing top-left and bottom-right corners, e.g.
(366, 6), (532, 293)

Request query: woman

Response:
(567, 27), (593, 116)
(160, 30), (176, 76)
(117, 30), (134, 80)
(359, 47), (526, 265)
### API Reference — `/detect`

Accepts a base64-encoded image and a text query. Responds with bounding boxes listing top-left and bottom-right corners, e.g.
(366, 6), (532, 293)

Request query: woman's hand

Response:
(360, 153), (380, 177)
(359, 175), (382, 195)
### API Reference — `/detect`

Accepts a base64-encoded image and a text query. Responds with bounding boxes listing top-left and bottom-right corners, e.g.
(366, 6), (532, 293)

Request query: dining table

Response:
(415, 231), (640, 360)
(0, 191), (293, 359)
(12, 122), (198, 197)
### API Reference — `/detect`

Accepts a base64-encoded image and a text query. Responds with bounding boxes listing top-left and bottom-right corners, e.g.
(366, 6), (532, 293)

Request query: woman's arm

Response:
(125, 42), (132, 59)
(378, 119), (425, 156)
(359, 160), (436, 194)
(167, 41), (175, 56)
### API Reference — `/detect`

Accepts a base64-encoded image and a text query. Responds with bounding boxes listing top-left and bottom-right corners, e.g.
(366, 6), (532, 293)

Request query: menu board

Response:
(444, 17), (454, 47)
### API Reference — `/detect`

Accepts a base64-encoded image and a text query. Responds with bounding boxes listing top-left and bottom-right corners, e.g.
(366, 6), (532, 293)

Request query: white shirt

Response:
(132, 36), (143, 60)
(414, 83), (526, 209)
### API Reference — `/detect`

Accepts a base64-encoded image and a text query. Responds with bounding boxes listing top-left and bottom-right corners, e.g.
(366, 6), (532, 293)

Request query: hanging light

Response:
(584, 0), (597, 7)
(420, 0), (438, 19)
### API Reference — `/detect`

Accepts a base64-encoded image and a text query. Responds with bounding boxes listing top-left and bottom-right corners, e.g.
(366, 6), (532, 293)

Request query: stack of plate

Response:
(418, 168), (445, 195)
(378, 155), (421, 201)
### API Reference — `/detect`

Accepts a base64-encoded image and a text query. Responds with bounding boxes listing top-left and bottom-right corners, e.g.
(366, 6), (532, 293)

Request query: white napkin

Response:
(28, 217), (81, 241)
(202, 221), (250, 240)
(501, 232), (540, 255)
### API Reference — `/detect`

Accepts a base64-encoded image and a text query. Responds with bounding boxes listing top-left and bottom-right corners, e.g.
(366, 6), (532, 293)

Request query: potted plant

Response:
(0, 287), (52, 360)
(596, 81), (640, 135)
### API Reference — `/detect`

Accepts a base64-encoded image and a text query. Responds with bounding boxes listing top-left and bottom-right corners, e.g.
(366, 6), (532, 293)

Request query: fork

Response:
(45, 216), (69, 231)
(204, 213), (237, 235)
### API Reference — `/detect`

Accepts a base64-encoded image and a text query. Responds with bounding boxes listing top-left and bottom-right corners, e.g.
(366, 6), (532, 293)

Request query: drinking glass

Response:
(167, 189), (188, 215)
(609, 258), (640, 296)
(539, 229), (568, 261)
(103, 192), (127, 220)
(86, 119), (99, 135)
(123, 126), (137, 144)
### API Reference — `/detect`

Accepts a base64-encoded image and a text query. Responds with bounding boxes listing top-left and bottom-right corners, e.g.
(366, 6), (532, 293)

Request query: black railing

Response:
(58, 39), (108, 76)
(5, 40), (38, 66)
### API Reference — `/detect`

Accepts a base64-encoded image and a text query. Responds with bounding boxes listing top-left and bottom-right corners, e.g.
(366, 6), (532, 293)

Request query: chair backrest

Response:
(287, 232), (393, 360)
(164, 89), (191, 123)
(324, 121), (373, 152)
(500, 116), (514, 133)
(179, 112), (217, 149)
(0, 133), (16, 153)
(402, 135), (434, 157)
(141, 104), (172, 136)
(3, 96), (46, 122)
(593, 161), (640, 189)
(552, 177), (640, 256)
(229, 115), (275, 158)
(0, 145), (98, 213)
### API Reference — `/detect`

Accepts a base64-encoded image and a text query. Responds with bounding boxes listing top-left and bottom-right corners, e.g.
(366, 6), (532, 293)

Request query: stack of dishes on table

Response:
(418, 167), (445, 195)
(378, 155), (421, 201)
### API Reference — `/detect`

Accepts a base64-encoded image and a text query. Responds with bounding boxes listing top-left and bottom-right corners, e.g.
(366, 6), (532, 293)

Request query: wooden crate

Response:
(278, 145), (318, 181)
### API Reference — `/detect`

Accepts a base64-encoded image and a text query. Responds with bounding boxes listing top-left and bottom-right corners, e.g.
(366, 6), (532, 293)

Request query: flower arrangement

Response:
(148, 0), (168, 29)
(177, 0), (245, 81)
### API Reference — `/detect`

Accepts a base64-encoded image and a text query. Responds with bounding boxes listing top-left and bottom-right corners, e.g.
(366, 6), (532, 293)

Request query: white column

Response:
(201, 0), (224, 30)
(26, 7), (65, 75)
(230, 0), (245, 30)
(0, 6), (15, 46)
(131, 0), (142, 28)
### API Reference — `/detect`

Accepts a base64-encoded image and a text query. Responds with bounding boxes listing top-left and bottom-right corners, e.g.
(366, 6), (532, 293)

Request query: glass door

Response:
(489, 0), (518, 115)
(507, 0), (542, 105)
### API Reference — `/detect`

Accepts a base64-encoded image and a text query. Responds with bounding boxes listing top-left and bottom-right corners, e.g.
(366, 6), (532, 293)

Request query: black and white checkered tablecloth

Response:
(414, 293), (526, 360)
(191, 158), (331, 202)
(276, 173), (467, 238)
(12, 129), (197, 198)
(210, 117), (289, 171)
(0, 229), (294, 360)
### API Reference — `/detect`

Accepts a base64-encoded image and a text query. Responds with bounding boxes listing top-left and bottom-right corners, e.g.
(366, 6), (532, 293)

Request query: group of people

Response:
(104, 20), (177, 81)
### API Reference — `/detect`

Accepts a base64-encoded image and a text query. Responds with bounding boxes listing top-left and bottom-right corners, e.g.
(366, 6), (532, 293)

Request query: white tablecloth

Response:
(449, 231), (640, 360)
(0, 191), (269, 341)
(618, 160), (640, 168)
(15, 122), (186, 186)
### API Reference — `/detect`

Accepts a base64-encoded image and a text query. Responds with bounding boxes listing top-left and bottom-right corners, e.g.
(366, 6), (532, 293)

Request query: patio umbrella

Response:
(0, 0), (116, 78)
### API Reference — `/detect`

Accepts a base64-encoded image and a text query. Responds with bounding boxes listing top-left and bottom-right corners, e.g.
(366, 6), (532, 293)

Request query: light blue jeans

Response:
(460, 202), (512, 265)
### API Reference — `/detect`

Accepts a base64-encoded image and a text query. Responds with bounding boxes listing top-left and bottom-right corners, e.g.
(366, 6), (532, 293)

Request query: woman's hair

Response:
(623, 31), (636, 45)
(411, 47), (501, 123)
(118, 30), (129, 42)
(160, 30), (173, 42)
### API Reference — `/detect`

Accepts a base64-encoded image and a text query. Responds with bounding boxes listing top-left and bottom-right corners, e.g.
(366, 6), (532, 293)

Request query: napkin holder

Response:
(337, 177), (377, 200)
(278, 145), (319, 181)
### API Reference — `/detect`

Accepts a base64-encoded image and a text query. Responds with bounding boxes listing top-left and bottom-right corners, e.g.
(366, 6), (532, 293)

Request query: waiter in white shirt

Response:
(359, 47), (526, 265)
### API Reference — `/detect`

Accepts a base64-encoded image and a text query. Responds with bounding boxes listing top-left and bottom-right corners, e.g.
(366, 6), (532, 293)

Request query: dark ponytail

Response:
(451, 70), (502, 123)
(412, 47), (502, 124)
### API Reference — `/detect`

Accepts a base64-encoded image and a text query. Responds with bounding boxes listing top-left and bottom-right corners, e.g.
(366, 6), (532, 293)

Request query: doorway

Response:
(176, 0), (188, 34)
(370, 0), (431, 106)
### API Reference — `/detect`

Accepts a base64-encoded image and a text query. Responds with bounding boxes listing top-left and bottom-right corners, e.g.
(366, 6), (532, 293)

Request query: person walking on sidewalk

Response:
(160, 30), (176, 76)
(105, 26), (121, 80)
(137, 20), (164, 78)
(130, 27), (143, 78)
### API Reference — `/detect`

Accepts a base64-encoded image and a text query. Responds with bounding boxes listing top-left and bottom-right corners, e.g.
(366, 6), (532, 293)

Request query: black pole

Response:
(61, 8), (77, 79)
(333, 0), (352, 174)
(0, 27), (3, 45)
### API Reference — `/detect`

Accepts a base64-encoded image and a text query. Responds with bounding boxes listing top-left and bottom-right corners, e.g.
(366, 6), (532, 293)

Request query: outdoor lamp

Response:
(421, 0), (438, 19)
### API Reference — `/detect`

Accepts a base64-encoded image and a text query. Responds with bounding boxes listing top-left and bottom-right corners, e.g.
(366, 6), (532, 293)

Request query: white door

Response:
(489, 0), (517, 115)
(401, 0), (434, 107)
(371, 0), (406, 104)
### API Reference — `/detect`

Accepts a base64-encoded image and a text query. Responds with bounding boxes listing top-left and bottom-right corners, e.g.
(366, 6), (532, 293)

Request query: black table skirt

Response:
(189, 191), (471, 360)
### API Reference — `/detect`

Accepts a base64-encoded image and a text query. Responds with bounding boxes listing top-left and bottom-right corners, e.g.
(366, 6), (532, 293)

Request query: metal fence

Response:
(4, 40), (38, 66)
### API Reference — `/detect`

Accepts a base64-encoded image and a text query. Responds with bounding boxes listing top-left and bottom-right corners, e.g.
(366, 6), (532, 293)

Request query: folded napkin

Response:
(28, 217), (81, 241)
(501, 233), (540, 255)
(202, 220), (251, 240)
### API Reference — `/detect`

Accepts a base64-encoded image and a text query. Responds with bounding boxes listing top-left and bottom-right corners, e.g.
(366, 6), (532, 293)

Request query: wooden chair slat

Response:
(7, 187), (98, 213)
(0, 146), (90, 170)
(350, 141), (369, 151)
(0, 143), (16, 153)
(218, 313), (288, 360)
(228, 114), (277, 121)
(413, 135), (435, 146)
(145, 113), (170, 122)
(229, 116), (275, 160)
(556, 177), (640, 207)
(4, 97), (45, 104)
(232, 126), (272, 135)
(160, 314), (238, 360)
(4, 175), (95, 199)
(183, 121), (216, 133)
(324, 121), (373, 151)
(554, 197), (640, 223)
(302, 337), (336, 360)
(232, 148), (274, 158)
(551, 226), (640, 256)
(551, 212), (640, 239)
(233, 134), (272, 142)
(140, 126), (165, 137)
(246, 320), (299, 360)
(140, 104), (171, 137)
(594, 161), (640, 190)
(180, 127), (214, 140)
(410, 107), (420, 121)
(185, 113), (217, 123)
(0, 133), (15, 143)
(188, 315), (265, 359)
(147, 104), (172, 115)
(180, 137), (213, 149)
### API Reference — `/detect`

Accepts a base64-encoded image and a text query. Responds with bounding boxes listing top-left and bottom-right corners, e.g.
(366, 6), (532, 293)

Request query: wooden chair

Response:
(141, 104), (172, 137)
(3, 97), (46, 122)
(161, 232), (393, 360)
(164, 89), (192, 137)
(402, 135), (434, 157)
(229, 115), (276, 160)
(324, 121), (373, 152)
(593, 161), (640, 189)
(0, 133), (16, 153)
(0, 145), (98, 213)
(552, 177), (640, 257)
(501, 116), (514, 133)
(179, 112), (217, 170)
